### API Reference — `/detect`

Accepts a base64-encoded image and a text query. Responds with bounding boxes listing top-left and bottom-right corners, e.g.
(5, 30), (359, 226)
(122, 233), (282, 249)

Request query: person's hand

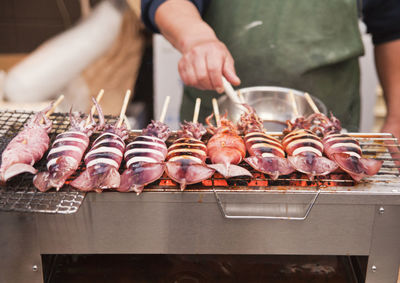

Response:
(178, 40), (241, 93)
(381, 118), (400, 140)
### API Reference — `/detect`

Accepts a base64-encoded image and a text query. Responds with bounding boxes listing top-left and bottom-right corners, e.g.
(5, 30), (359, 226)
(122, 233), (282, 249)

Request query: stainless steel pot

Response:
(218, 86), (327, 131)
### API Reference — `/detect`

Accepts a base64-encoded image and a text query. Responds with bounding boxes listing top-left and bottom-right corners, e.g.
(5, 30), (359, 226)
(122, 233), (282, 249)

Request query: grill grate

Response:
(0, 110), (118, 214)
(0, 111), (400, 214)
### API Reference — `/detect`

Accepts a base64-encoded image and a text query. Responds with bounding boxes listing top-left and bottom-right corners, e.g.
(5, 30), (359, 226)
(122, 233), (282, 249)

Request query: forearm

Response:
(155, 0), (217, 52)
(375, 39), (400, 120)
(374, 39), (400, 137)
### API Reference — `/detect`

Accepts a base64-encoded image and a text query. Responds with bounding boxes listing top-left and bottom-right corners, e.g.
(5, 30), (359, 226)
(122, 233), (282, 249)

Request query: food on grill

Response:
(307, 113), (383, 181)
(119, 120), (171, 194)
(0, 103), (55, 184)
(70, 90), (131, 192)
(70, 123), (128, 192)
(33, 98), (104, 192)
(238, 105), (294, 179)
(206, 113), (252, 178)
(165, 121), (215, 191)
(282, 121), (338, 180)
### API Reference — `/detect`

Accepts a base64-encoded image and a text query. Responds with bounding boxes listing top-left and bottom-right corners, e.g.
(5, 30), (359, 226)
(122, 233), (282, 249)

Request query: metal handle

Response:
(213, 189), (320, 220)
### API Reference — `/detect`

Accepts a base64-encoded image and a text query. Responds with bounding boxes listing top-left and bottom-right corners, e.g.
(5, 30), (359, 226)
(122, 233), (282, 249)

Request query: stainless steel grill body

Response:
(0, 111), (399, 283)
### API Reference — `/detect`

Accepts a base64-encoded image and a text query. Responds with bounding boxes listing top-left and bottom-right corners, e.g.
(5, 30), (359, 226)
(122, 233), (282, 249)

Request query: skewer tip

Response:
(158, 95), (170, 123)
(193, 98), (201, 124)
(117, 89), (132, 128)
(304, 92), (320, 114)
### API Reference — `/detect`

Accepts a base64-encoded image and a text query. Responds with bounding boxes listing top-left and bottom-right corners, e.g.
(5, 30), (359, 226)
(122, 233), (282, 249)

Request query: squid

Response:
(282, 119), (338, 180)
(307, 113), (383, 182)
(118, 120), (171, 194)
(33, 98), (104, 192)
(70, 122), (128, 192)
(0, 104), (53, 184)
(165, 121), (215, 191)
(238, 105), (294, 179)
(206, 113), (252, 178)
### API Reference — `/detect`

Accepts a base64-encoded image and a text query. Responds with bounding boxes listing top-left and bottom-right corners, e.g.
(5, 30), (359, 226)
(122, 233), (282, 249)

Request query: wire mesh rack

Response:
(0, 110), (118, 214)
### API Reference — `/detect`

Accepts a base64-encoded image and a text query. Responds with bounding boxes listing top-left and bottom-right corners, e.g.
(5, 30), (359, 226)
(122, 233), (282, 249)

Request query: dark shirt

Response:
(142, 0), (400, 45)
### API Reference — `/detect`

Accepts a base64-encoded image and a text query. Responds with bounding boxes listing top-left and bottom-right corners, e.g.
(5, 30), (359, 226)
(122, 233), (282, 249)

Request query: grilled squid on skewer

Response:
(282, 128), (338, 180)
(70, 123), (128, 192)
(0, 97), (63, 184)
(307, 113), (383, 181)
(118, 121), (171, 194)
(205, 113), (252, 178)
(238, 105), (294, 179)
(165, 121), (215, 191)
(71, 90), (132, 192)
(33, 98), (104, 192)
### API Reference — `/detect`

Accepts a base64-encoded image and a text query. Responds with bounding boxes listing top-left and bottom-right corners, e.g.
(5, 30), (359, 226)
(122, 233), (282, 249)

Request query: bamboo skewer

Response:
(304, 92), (320, 114)
(45, 94), (65, 118)
(158, 96), (170, 123)
(221, 76), (248, 113)
(85, 89), (104, 127)
(124, 114), (131, 130)
(193, 98), (201, 124)
(40, 94), (65, 124)
(117, 90), (132, 128)
(289, 91), (299, 117)
(237, 90), (245, 104)
(212, 98), (221, 127)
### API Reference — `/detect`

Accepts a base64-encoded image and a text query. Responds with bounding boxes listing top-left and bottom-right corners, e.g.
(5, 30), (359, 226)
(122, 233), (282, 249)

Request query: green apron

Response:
(180, 0), (364, 131)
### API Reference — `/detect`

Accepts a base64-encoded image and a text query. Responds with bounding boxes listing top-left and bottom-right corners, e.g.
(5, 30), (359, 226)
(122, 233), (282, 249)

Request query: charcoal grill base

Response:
(1, 192), (399, 283)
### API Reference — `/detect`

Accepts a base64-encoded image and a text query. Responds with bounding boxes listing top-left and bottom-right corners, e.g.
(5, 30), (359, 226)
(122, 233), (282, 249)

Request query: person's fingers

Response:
(206, 50), (224, 93)
(192, 50), (213, 90)
(178, 57), (198, 87)
(222, 53), (241, 86)
(178, 59), (190, 85)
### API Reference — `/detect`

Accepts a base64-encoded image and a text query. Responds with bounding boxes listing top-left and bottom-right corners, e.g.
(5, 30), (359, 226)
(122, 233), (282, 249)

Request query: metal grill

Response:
(0, 110), (118, 214)
(150, 133), (400, 194)
(0, 111), (400, 214)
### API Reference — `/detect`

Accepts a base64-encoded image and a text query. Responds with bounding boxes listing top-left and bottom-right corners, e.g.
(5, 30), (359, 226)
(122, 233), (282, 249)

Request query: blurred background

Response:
(0, 0), (386, 131)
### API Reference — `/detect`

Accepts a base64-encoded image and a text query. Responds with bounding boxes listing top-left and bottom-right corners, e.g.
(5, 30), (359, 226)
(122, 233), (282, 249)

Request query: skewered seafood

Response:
(238, 105), (294, 179)
(307, 113), (383, 181)
(206, 113), (252, 178)
(33, 98), (104, 192)
(165, 121), (215, 191)
(0, 104), (53, 184)
(70, 123), (128, 192)
(282, 120), (338, 180)
(119, 120), (171, 194)
(71, 90), (131, 192)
